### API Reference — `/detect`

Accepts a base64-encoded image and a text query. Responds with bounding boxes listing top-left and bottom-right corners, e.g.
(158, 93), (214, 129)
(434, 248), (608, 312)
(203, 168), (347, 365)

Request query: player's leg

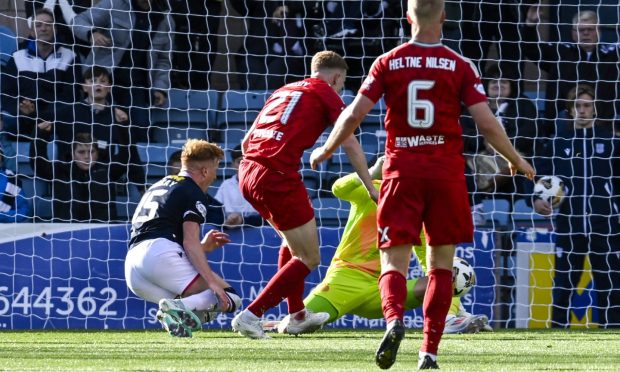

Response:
(589, 234), (620, 328)
(415, 232), (490, 333)
(551, 234), (584, 328)
(375, 178), (424, 369)
(233, 220), (325, 338)
(376, 245), (411, 369)
(277, 239), (305, 315)
(418, 179), (472, 369)
(353, 277), (425, 320)
(180, 272), (242, 323)
(125, 240), (195, 337)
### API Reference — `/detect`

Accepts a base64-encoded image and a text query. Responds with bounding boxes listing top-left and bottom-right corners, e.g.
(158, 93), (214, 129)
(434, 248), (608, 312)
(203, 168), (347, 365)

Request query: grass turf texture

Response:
(1, 329), (619, 371)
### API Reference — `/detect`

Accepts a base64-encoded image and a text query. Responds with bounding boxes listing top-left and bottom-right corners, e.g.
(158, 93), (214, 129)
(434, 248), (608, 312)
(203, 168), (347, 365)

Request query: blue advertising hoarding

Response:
(0, 224), (495, 330)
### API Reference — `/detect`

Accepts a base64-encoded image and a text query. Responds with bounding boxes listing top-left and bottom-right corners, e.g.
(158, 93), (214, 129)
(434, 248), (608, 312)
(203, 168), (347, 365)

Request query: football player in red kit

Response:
(310, 1), (535, 369)
(232, 51), (377, 339)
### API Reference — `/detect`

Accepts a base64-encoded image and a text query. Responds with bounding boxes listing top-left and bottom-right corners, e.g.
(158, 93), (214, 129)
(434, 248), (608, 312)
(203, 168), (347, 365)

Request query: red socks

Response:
(248, 256), (310, 316)
(277, 245), (305, 314)
(379, 270), (407, 323)
(421, 268), (453, 355)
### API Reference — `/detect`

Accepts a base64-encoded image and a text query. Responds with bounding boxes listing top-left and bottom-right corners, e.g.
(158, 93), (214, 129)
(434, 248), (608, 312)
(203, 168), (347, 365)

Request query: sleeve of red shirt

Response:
(358, 57), (385, 103)
(460, 60), (488, 107)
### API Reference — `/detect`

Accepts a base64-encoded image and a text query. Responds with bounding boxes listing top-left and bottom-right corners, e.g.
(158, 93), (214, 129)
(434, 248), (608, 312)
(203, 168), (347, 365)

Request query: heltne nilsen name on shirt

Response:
(388, 56), (456, 72)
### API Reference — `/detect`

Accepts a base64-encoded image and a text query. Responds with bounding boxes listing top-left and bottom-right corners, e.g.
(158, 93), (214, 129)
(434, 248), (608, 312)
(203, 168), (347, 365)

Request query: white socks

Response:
(181, 289), (218, 311)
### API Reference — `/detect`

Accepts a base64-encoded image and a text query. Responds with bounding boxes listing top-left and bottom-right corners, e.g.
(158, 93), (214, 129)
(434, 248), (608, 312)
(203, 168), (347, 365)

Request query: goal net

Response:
(0, 0), (619, 330)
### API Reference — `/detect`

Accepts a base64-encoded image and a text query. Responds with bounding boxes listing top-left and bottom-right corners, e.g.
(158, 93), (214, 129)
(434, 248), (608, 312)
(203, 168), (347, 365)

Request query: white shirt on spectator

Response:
(214, 175), (258, 216)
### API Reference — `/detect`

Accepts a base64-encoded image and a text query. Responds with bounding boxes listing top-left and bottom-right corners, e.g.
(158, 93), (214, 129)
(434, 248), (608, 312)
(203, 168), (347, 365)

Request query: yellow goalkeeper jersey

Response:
(330, 173), (382, 277)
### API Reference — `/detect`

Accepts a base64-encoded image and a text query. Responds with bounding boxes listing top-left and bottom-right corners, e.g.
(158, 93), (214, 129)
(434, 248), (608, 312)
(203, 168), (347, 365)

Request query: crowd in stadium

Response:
(0, 1), (617, 226)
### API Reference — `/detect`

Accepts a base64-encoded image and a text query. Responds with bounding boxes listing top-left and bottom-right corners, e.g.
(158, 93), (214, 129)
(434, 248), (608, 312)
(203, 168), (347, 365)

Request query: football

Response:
(533, 176), (566, 208)
(453, 257), (475, 297)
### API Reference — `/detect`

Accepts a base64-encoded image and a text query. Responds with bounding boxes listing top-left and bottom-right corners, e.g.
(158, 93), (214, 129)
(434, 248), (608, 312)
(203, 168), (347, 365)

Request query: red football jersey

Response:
(244, 78), (345, 173)
(360, 41), (487, 180)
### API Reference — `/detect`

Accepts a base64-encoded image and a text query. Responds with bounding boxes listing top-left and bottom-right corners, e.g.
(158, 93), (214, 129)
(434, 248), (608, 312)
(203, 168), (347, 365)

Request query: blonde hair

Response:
(572, 10), (598, 26)
(408, 0), (444, 25)
(181, 139), (224, 166)
(311, 51), (348, 73)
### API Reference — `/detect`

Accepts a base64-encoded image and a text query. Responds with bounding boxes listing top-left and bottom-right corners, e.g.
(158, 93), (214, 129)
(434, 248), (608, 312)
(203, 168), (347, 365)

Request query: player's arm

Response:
(311, 94), (375, 166)
(468, 102), (535, 180)
(341, 135), (378, 202)
(332, 173), (366, 202)
(182, 222), (231, 310)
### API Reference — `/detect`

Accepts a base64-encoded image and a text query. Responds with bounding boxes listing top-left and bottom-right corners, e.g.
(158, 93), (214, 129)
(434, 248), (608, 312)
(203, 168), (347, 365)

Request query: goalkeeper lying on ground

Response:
(275, 157), (491, 334)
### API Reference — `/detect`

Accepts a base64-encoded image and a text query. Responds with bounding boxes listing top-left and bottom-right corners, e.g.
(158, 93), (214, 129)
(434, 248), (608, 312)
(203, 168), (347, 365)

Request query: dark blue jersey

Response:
(129, 174), (209, 248)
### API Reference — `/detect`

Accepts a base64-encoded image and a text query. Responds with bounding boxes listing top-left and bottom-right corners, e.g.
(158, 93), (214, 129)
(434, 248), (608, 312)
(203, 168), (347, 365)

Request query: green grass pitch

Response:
(1, 329), (619, 370)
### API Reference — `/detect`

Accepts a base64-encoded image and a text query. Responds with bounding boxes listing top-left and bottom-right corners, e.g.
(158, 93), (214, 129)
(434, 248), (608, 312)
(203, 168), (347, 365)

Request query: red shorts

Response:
(377, 178), (473, 248)
(238, 159), (314, 231)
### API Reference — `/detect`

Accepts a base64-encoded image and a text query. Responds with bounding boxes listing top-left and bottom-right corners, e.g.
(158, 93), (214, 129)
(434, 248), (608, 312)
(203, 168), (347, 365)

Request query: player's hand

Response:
(533, 199), (552, 216)
(210, 283), (232, 312)
(509, 158), (536, 180)
(20, 99), (35, 115)
(114, 108), (128, 123)
(201, 229), (230, 252)
(309, 146), (332, 170)
(91, 31), (111, 47)
(37, 121), (53, 133)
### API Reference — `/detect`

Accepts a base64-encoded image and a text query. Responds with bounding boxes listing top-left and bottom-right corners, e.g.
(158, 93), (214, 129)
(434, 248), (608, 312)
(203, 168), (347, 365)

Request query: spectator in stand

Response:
(0, 145), (31, 222)
(530, 84), (620, 328)
(30, 132), (127, 222)
(168, 149), (225, 226)
(462, 64), (540, 224)
(72, 0), (174, 142)
(37, 66), (146, 194)
(167, 150), (183, 175)
(25, 0), (92, 57)
(169, 0), (222, 89)
(311, 1), (404, 89)
(457, 0), (524, 76)
(231, 1), (311, 90)
(523, 8), (620, 136)
(0, 8), (80, 141)
(214, 145), (262, 229)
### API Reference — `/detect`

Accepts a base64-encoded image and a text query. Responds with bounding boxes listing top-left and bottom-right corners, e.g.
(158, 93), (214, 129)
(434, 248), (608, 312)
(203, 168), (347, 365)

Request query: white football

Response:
(533, 176), (566, 208)
(452, 257), (475, 297)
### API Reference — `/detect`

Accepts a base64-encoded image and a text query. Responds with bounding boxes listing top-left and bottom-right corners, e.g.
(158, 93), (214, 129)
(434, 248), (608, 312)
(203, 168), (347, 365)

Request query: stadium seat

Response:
(481, 198), (511, 228)
(33, 197), (53, 221)
(216, 90), (271, 129)
(0, 26), (17, 66)
(300, 169), (320, 199)
(136, 143), (183, 164)
(149, 124), (208, 145)
(523, 91), (546, 112)
(155, 89), (219, 124)
(312, 197), (350, 226)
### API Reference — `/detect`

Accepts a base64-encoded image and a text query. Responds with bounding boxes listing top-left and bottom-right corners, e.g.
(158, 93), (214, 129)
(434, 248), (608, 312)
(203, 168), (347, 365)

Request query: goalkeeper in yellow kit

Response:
(276, 157), (491, 334)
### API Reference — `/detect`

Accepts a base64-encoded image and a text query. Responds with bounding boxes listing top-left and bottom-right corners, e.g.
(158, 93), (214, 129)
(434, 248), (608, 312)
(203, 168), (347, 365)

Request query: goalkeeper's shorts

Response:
(304, 267), (421, 320)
